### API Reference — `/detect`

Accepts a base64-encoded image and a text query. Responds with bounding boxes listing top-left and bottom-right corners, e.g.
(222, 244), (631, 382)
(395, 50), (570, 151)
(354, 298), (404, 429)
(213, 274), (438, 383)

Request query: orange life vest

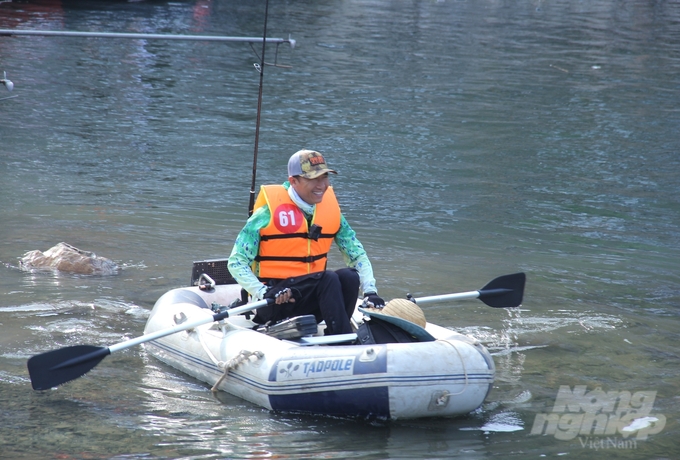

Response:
(253, 184), (341, 279)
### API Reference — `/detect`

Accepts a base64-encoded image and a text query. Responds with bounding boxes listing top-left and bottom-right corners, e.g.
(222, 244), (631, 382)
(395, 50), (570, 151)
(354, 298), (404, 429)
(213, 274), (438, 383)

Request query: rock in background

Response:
(20, 242), (119, 276)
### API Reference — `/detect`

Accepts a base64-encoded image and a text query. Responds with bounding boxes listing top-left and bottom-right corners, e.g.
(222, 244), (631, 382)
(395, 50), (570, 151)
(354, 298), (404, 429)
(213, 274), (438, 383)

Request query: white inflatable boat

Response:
(141, 269), (505, 420)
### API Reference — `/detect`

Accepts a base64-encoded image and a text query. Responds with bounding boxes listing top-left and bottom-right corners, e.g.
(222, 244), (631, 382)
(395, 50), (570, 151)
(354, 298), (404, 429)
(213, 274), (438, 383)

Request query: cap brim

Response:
(358, 307), (435, 342)
(300, 168), (337, 179)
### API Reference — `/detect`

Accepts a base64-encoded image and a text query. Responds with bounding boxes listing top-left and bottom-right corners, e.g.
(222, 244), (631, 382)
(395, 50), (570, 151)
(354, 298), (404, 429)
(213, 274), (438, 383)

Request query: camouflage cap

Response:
(288, 149), (337, 179)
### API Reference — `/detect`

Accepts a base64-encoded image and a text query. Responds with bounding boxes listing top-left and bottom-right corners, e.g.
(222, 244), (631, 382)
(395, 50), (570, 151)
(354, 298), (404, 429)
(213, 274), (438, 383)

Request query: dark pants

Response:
(254, 268), (360, 335)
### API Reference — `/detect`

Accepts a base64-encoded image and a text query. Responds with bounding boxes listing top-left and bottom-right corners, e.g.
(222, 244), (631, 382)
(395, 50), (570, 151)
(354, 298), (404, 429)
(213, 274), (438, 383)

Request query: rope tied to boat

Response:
(211, 350), (264, 392)
(437, 339), (469, 396)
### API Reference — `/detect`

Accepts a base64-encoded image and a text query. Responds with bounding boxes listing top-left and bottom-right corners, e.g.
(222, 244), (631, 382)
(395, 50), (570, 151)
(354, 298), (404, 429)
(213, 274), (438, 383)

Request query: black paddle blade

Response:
(27, 345), (110, 391)
(478, 272), (526, 308)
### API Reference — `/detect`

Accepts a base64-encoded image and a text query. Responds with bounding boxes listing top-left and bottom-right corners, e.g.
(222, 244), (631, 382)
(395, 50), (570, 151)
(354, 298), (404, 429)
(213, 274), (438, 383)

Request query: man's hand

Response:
(275, 288), (295, 305)
(265, 287), (299, 305)
(362, 292), (385, 309)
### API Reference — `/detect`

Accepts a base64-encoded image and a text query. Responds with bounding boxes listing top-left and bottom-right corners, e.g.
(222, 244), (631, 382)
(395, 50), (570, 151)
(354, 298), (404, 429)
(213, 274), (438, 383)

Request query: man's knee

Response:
(336, 267), (359, 285)
(335, 268), (359, 281)
(317, 269), (340, 290)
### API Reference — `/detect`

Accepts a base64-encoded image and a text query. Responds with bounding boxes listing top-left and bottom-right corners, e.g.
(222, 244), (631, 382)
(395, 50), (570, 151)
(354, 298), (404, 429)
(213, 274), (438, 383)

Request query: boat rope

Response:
(438, 339), (469, 396)
(211, 349), (264, 392)
(193, 328), (265, 392)
(196, 329), (222, 366)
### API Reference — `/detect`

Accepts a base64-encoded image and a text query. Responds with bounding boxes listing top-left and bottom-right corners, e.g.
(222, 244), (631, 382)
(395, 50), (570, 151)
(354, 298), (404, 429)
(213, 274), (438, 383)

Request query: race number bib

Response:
(273, 204), (304, 234)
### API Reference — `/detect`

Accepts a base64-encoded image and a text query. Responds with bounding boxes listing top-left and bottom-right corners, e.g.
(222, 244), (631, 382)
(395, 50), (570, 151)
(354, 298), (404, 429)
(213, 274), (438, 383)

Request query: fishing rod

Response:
(0, 28), (293, 45)
(248, 0), (270, 217)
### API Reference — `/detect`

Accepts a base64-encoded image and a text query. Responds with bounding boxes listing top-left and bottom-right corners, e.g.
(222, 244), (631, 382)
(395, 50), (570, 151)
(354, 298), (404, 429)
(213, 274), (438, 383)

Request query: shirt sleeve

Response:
(227, 206), (271, 300)
(334, 215), (378, 295)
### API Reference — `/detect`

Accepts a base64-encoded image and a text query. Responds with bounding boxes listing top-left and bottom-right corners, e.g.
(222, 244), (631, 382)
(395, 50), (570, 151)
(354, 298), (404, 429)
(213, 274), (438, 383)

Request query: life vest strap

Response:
(255, 253), (328, 263)
(260, 232), (336, 241)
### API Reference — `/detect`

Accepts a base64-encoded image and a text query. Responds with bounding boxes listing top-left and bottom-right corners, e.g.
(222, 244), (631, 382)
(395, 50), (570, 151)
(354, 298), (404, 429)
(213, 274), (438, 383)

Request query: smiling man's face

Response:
(290, 173), (330, 205)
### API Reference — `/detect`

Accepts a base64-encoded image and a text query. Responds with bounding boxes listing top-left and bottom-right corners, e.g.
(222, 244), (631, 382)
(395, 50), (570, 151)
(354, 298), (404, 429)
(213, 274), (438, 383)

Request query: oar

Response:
(27, 298), (273, 391)
(411, 272), (526, 308)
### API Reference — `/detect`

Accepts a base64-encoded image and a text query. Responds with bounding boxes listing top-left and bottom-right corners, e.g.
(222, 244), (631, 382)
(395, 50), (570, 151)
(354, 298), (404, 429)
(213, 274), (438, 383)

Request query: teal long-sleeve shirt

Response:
(227, 186), (377, 300)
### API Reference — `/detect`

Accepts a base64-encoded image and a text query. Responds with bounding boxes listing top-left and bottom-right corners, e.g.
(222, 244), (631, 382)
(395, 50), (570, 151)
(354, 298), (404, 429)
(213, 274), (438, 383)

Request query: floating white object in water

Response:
(19, 242), (119, 275)
(1, 71), (12, 91)
(462, 411), (524, 433)
(622, 416), (660, 433)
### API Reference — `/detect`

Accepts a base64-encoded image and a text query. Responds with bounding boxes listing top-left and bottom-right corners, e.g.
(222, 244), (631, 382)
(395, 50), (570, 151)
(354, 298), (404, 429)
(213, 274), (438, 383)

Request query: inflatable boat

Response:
(139, 263), (526, 420)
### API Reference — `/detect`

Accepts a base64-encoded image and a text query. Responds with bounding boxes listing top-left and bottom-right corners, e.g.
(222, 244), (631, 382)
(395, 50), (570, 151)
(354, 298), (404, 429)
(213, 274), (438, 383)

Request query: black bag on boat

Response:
(355, 317), (419, 344)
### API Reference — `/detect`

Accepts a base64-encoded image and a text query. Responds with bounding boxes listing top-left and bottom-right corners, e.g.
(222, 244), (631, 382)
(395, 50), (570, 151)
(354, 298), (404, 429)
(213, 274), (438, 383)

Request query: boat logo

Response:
(279, 362), (299, 378)
(276, 357), (355, 381)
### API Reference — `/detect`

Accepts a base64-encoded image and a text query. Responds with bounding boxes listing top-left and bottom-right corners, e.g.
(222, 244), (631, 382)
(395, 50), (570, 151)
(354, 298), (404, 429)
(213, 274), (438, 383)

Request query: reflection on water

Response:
(138, 358), (496, 458)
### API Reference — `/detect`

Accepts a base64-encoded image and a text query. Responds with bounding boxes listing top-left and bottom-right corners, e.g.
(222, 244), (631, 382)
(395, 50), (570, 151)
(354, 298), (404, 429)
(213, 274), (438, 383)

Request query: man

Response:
(227, 149), (384, 335)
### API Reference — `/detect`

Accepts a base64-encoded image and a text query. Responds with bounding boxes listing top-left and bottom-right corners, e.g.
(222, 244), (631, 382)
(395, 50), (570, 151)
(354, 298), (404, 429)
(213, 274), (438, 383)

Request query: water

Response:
(1, 0), (679, 458)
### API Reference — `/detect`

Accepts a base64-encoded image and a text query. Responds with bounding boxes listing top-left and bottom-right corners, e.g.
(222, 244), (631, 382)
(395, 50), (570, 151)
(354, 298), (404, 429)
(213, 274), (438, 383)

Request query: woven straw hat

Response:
(359, 298), (434, 342)
(367, 298), (426, 327)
